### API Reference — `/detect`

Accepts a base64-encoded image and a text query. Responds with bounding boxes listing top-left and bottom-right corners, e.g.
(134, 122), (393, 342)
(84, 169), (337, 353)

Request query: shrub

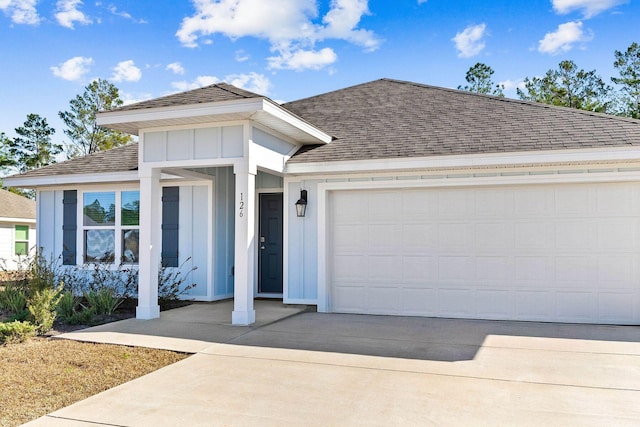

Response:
(64, 306), (96, 325)
(0, 321), (36, 344)
(0, 286), (27, 314)
(158, 258), (197, 307)
(56, 292), (82, 322)
(27, 285), (62, 334)
(84, 288), (123, 316)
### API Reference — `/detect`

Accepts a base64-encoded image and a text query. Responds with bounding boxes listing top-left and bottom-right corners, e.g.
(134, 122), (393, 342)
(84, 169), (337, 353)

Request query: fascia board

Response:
(285, 147), (640, 175)
(261, 100), (332, 144)
(97, 98), (264, 126)
(3, 171), (140, 188)
(0, 217), (36, 223)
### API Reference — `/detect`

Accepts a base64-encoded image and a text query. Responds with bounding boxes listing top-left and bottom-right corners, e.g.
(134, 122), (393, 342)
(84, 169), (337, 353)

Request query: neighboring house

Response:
(0, 189), (36, 270)
(5, 79), (640, 325)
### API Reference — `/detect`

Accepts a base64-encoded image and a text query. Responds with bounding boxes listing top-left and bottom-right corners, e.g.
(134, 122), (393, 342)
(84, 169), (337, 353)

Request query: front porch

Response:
(60, 300), (309, 353)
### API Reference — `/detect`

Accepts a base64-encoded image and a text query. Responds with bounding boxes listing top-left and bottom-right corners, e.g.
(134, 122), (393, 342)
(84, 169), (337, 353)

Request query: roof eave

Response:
(98, 98), (332, 145)
(3, 170), (140, 188)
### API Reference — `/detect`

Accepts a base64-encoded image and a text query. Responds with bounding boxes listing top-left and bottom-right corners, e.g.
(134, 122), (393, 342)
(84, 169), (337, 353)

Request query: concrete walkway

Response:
(24, 302), (640, 426)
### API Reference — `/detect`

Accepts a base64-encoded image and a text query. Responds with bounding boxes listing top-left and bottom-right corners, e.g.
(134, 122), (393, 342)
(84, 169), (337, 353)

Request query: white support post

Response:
(137, 168), (161, 319)
(232, 162), (257, 325)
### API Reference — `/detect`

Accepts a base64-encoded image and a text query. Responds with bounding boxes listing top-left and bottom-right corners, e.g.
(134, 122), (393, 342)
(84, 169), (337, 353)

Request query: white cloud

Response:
(268, 47), (338, 71)
(171, 75), (220, 92)
(50, 56), (93, 81)
(551, 0), (628, 18)
(538, 20), (592, 54)
(452, 23), (487, 58)
(55, 0), (91, 29)
(171, 72), (272, 95)
(417, 0), (427, 4)
(225, 72), (272, 94)
(175, 0), (380, 71)
(120, 92), (153, 106)
(499, 78), (526, 93)
(166, 62), (185, 75)
(111, 60), (142, 82)
(107, 5), (147, 24)
(0, 0), (40, 24)
(235, 49), (250, 62)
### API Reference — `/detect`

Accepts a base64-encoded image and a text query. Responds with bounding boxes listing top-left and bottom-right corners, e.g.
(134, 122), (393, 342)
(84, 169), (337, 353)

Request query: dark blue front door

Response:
(258, 193), (283, 294)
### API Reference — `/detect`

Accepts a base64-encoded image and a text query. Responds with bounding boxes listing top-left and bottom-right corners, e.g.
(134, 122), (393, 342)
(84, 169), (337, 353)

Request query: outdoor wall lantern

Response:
(295, 189), (308, 217)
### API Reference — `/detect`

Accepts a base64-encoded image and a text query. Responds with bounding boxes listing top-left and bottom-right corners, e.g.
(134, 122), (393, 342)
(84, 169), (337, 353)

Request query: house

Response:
(5, 78), (640, 325)
(0, 188), (36, 271)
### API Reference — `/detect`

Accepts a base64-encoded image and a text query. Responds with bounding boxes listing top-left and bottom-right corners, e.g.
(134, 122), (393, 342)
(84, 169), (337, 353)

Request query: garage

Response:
(328, 182), (640, 324)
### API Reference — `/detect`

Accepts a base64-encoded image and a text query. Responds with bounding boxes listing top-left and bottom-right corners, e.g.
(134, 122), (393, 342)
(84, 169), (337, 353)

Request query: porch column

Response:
(137, 168), (161, 319)
(232, 163), (256, 325)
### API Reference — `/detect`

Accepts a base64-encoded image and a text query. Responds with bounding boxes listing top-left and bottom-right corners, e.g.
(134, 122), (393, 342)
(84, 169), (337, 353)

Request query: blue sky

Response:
(0, 0), (637, 149)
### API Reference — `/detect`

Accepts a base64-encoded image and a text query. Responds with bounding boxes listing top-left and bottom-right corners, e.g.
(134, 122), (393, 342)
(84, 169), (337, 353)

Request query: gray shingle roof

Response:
(0, 189), (35, 220)
(6, 143), (138, 179)
(6, 78), (640, 182)
(284, 78), (640, 163)
(113, 83), (264, 112)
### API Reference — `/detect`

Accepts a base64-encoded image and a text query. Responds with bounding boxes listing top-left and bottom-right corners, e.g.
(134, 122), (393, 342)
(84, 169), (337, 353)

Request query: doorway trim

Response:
(255, 188), (284, 298)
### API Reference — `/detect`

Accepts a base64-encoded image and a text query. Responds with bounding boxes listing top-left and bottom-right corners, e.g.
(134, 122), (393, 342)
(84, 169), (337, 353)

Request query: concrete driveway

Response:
(25, 302), (640, 426)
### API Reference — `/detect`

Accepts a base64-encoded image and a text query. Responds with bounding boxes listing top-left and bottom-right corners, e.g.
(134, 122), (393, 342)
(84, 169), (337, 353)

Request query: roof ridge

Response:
(381, 78), (640, 125)
(215, 82), (264, 99)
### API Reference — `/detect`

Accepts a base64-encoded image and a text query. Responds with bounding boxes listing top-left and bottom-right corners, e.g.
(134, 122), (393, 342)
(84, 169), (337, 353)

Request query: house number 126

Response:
(239, 193), (244, 217)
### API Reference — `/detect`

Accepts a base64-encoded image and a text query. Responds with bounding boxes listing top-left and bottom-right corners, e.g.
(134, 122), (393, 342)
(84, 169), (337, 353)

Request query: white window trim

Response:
(77, 187), (140, 266)
(14, 225), (29, 256)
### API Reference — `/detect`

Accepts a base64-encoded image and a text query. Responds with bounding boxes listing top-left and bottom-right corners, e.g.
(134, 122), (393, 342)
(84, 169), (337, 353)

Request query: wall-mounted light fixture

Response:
(295, 189), (308, 217)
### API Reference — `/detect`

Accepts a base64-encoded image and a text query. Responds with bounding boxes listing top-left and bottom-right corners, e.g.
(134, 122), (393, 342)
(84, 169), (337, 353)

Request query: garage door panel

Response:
(367, 256), (402, 281)
(515, 222), (554, 249)
(402, 256), (437, 281)
(438, 289), (475, 316)
(476, 256), (513, 280)
(332, 255), (367, 281)
(402, 224), (438, 251)
(328, 183), (640, 324)
(515, 256), (551, 281)
(476, 223), (514, 249)
(557, 292), (596, 322)
(400, 288), (437, 315)
(555, 221), (591, 249)
(438, 223), (473, 251)
(599, 293), (636, 323)
(515, 291), (555, 320)
(438, 256), (474, 280)
(368, 224), (402, 252)
(477, 290), (515, 319)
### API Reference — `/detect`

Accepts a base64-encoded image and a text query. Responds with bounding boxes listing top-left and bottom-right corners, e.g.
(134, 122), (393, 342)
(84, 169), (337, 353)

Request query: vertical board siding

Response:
(162, 187), (179, 267)
(62, 190), (77, 265)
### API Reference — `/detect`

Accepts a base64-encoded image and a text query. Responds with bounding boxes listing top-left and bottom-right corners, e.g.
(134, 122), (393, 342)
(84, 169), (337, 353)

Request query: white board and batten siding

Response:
(321, 181), (640, 325)
(0, 221), (36, 269)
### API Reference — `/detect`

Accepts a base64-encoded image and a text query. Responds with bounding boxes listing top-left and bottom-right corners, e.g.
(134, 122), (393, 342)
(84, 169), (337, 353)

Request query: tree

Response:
(517, 60), (613, 113)
(612, 42), (640, 119)
(0, 132), (14, 170)
(59, 79), (132, 157)
(458, 63), (504, 96)
(9, 114), (61, 172)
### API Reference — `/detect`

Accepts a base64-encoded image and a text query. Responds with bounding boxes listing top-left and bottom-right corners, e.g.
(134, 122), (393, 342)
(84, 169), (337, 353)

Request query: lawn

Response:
(0, 337), (188, 426)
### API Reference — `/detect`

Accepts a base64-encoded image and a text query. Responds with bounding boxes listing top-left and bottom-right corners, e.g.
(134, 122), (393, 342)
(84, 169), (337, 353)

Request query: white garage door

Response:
(328, 182), (640, 324)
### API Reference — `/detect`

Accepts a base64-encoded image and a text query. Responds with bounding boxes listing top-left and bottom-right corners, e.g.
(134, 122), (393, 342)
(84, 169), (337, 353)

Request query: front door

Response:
(258, 193), (283, 294)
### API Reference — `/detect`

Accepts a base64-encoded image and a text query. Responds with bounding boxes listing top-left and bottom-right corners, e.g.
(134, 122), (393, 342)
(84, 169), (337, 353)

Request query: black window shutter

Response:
(62, 190), (77, 265)
(161, 187), (179, 267)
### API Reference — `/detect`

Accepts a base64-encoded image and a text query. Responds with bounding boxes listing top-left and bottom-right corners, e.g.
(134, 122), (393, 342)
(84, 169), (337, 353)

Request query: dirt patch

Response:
(0, 338), (189, 426)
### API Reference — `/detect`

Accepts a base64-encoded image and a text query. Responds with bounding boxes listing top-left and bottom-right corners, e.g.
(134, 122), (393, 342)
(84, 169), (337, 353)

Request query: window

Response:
(82, 191), (140, 264)
(15, 225), (29, 256)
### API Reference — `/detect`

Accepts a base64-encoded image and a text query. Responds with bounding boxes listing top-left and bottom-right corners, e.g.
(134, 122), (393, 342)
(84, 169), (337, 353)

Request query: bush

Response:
(0, 321), (37, 344)
(84, 288), (123, 316)
(0, 286), (27, 314)
(56, 292), (82, 322)
(158, 258), (197, 307)
(28, 285), (62, 334)
(64, 306), (96, 325)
